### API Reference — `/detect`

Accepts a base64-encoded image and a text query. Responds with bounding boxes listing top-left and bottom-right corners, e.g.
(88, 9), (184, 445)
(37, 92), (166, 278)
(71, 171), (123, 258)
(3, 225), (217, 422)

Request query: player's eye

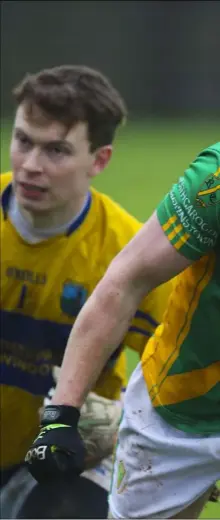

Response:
(15, 132), (32, 149)
(50, 146), (64, 155)
(46, 143), (72, 158)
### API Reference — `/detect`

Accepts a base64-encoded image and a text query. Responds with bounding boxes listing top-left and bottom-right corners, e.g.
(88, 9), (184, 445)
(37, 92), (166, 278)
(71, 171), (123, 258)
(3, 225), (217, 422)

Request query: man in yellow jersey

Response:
(0, 65), (173, 517)
(26, 142), (220, 519)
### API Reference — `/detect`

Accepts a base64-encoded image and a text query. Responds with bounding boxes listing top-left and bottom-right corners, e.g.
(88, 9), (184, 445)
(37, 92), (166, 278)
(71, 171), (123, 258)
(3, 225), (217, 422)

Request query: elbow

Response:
(74, 267), (123, 337)
(95, 258), (140, 322)
(94, 266), (123, 313)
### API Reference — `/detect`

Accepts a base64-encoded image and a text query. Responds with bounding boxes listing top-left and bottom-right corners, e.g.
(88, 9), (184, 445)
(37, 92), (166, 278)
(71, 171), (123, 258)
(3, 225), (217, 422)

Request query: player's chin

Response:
(17, 195), (52, 213)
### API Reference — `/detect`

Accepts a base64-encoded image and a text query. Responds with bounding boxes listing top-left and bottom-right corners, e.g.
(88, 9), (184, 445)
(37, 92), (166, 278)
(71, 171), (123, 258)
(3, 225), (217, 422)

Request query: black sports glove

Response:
(25, 405), (86, 483)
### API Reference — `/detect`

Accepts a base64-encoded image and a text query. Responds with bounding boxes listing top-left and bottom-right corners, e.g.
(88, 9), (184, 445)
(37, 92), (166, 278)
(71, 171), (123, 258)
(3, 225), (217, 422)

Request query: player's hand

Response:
(25, 405), (86, 483)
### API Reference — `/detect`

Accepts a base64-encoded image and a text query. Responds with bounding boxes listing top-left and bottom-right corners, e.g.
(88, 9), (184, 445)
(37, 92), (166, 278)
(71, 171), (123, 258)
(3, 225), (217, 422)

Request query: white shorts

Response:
(109, 362), (220, 519)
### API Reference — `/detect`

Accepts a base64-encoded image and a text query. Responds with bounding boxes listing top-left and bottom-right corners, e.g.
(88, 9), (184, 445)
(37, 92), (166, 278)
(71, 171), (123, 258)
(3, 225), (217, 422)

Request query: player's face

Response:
(10, 103), (112, 215)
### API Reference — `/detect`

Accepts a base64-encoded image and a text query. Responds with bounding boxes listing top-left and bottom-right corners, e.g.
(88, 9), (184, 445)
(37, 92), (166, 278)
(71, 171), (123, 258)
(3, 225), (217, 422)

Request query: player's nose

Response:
(23, 149), (43, 175)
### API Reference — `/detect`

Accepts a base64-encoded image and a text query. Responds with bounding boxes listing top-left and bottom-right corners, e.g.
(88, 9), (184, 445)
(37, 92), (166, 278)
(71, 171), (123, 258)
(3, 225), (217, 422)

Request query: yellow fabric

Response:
(1, 172), (172, 468)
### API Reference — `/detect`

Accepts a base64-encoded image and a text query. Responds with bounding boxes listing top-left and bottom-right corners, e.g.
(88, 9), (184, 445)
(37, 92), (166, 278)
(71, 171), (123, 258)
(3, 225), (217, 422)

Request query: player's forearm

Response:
(52, 213), (190, 409)
(52, 268), (144, 408)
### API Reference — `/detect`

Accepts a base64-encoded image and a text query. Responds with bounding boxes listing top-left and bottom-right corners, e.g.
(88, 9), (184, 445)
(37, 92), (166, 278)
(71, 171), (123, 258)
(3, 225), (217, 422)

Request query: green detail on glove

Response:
(51, 445), (58, 453)
(36, 423), (70, 441)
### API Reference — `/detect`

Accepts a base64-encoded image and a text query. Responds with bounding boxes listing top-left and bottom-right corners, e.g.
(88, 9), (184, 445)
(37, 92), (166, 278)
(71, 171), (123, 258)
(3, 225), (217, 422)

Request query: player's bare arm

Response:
(52, 211), (191, 408)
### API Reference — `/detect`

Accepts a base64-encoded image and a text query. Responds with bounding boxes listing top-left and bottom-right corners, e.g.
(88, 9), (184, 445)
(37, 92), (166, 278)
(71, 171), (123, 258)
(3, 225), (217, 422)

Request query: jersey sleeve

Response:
(123, 279), (173, 356)
(157, 144), (220, 260)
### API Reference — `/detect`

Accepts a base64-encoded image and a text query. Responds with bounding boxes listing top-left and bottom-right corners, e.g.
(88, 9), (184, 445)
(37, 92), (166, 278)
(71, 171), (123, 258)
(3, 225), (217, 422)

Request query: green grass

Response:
(1, 119), (219, 518)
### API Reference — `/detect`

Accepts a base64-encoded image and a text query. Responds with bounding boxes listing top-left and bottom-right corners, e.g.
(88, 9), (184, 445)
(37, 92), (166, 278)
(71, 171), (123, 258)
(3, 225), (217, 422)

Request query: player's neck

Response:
(18, 195), (88, 231)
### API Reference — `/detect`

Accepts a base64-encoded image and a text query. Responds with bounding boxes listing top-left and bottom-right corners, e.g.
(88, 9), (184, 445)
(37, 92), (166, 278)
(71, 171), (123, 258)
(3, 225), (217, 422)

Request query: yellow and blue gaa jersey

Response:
(1, 172), (173, 468)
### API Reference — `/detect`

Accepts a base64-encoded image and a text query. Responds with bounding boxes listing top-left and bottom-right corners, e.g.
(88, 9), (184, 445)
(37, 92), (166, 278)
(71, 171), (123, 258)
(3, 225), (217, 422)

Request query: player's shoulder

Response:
(162, 141), (220, 206)
(188, 141), (220, 181)
(157, 143), (220, 260)
(1, 172), (12, 194)
(180, 142), (220, 205)
(91, 188), (142, 244)
(201, 142), (220, 158)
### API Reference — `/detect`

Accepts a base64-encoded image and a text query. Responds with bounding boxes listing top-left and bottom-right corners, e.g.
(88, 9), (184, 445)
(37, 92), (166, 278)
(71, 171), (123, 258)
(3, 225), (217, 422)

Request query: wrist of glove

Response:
(25, 405), (86, 483)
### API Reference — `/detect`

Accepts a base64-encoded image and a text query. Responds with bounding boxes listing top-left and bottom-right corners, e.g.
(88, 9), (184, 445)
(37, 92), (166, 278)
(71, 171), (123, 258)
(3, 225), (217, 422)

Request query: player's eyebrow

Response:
(14, 127), (32, 140)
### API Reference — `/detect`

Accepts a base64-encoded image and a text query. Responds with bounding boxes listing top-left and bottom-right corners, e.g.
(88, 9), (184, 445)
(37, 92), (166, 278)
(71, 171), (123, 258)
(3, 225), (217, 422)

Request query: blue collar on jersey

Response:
(66, 191), (92, 236)
(1, 183), (11, 219)
(1, 183), (92, 236)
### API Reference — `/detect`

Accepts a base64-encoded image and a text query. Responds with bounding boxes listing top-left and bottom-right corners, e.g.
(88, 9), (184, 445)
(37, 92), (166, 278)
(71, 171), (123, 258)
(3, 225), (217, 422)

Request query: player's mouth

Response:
(18, 182), (48, 200)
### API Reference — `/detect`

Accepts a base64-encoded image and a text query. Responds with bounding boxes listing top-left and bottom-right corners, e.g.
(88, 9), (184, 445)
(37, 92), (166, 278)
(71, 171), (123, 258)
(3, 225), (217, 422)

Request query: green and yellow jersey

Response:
(0, 172), (173, 469)
(142, 142), (220, 434)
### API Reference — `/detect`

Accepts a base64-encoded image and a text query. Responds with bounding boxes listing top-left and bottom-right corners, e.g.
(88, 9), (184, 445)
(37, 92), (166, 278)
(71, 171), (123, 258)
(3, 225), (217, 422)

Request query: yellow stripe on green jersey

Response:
(162, 217), (190, 250)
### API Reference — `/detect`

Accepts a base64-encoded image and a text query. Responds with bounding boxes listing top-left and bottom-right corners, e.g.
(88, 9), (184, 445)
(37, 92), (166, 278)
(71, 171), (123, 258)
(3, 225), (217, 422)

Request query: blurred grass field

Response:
(1, 119), (219, 518)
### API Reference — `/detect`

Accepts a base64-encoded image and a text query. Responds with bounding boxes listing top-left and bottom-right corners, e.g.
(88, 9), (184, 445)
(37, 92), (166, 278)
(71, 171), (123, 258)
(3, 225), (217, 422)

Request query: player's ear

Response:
(89, 145), (112, 178)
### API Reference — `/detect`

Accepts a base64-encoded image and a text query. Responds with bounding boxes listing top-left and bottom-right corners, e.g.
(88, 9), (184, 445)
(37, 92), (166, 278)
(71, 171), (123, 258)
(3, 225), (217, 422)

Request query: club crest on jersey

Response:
(60, 280), (87, 317)
(195, 169), (220, 208)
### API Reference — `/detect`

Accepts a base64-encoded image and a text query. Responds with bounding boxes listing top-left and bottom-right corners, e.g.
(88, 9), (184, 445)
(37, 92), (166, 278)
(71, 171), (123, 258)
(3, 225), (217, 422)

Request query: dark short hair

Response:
(13, 65), (127, 151)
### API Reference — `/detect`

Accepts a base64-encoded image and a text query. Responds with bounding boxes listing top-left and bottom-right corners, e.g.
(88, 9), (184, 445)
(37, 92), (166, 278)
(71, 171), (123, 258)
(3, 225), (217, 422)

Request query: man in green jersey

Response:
(25, 143), (220, 518)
